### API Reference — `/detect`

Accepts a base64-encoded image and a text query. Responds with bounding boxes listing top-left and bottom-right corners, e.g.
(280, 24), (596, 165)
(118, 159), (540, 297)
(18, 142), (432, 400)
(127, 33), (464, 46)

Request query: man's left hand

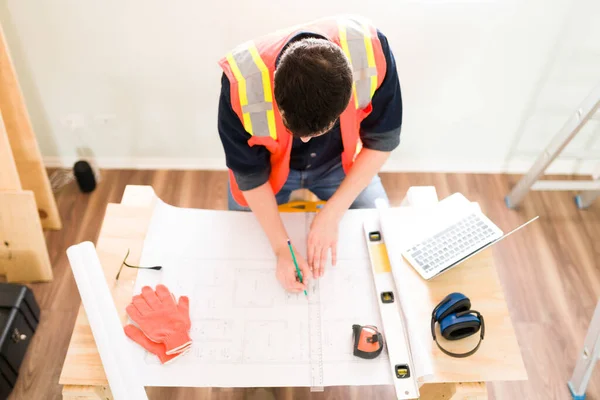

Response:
(307, 207), (342, 278)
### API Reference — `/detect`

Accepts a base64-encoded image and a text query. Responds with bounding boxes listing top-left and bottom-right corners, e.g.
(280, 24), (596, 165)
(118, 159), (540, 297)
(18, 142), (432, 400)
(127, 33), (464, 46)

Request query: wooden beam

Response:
(0, 190), (52, 282)
(451, 382), (488, 399)
(0, 110), (20, 190)
(0, 22), (61, 229)
(62, 385), (113, 400)
(419, 382), (487, 400)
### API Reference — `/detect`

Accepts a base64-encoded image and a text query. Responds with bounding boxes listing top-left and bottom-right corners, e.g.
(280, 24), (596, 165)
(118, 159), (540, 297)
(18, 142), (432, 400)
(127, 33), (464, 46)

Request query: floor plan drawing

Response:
(190, 318), (234, 341)
(129, 200), (394, 387)
(233, 269), (279, 308)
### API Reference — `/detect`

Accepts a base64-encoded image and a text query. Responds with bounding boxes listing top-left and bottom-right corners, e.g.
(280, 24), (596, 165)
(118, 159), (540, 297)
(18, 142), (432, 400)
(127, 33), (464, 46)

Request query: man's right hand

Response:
(239, 182), (312, 293)
(275, 244), (311, 293)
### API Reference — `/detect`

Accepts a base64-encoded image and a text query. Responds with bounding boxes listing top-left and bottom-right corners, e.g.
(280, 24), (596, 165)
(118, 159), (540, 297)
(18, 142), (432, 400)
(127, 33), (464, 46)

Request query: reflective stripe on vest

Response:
(338, 18), (378, 109)
(226, 43), (277, 139)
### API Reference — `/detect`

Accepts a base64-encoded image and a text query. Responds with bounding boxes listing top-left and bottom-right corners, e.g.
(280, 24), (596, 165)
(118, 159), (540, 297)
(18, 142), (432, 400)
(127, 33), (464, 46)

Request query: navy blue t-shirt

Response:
(217, 29), (403, 191)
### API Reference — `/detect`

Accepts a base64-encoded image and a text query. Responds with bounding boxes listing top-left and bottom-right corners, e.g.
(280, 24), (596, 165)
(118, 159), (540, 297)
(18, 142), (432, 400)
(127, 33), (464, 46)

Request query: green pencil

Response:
(287, 239), (307, 296)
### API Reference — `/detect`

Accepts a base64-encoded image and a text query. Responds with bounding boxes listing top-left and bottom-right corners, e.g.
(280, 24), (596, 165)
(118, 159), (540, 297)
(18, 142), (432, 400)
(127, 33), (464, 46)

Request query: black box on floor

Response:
(0, 283), (40, 399)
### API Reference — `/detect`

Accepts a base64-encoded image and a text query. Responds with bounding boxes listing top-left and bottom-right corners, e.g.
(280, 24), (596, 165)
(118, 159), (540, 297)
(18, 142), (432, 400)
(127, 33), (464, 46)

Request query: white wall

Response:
(1, 0), (599, 173)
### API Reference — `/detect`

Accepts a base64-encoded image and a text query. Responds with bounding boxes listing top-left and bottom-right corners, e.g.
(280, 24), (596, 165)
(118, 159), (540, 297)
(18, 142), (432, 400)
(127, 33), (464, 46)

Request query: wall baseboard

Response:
(43, 157), (227, 171)
(43, 156), (598, 176)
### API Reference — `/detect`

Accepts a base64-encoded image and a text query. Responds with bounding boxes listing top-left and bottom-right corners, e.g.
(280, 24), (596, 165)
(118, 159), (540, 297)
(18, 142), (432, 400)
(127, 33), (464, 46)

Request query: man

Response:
(217, 15), (402, 293)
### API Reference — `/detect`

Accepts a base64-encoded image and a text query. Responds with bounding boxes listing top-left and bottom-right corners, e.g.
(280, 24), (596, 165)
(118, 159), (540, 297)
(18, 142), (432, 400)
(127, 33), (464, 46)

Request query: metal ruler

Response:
(363, 220), (420, 400)
(303, 211), (324, 391)
(308, 279), (324, 391)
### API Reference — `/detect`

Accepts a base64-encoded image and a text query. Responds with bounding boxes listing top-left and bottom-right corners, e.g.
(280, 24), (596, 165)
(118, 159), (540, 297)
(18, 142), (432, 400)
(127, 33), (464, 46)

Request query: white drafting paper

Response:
(130, 200), (392, 387)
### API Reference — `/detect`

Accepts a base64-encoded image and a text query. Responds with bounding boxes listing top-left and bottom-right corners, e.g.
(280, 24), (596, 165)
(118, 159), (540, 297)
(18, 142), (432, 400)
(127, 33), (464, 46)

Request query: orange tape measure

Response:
(352, 324), (384, 359)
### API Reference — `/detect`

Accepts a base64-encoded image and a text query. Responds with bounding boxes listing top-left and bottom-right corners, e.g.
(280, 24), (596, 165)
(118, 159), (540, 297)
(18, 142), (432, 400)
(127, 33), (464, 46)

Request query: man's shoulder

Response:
(375, 29), (392, 54)
(221, 71), (230, 88)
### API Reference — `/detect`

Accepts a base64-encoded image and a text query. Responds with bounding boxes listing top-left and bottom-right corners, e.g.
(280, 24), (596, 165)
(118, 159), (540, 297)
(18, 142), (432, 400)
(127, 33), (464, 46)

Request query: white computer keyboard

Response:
(402, 212), (503, 280)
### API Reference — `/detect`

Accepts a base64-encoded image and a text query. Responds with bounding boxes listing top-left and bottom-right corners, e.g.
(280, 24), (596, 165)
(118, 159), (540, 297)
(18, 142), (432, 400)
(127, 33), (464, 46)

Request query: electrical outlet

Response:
(60, 114), (85, 130)
(94, 114), (117, 125)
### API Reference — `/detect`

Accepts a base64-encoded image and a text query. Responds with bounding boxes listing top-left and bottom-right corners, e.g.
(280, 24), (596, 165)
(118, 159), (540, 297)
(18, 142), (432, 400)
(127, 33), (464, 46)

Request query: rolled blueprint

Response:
(67, 241), (149, 400)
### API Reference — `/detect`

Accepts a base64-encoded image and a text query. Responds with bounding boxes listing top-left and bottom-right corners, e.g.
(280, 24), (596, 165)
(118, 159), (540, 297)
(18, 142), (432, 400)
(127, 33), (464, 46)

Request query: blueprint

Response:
(129, 199), (394, 387)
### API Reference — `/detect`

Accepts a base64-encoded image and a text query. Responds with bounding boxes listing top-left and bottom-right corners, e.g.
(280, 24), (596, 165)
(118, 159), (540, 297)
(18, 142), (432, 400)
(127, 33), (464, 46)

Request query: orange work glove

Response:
(126, 284), (192, 355)
(124, 324), (191, 364)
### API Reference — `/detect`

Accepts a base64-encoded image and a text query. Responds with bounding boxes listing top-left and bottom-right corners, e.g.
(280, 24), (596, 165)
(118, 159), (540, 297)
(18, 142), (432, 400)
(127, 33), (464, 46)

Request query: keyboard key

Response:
(412, 250), (422, 257)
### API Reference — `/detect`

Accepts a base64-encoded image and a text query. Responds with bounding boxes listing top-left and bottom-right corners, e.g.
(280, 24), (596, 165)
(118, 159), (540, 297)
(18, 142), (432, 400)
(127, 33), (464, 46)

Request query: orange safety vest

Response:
(218, 15), (387, 207)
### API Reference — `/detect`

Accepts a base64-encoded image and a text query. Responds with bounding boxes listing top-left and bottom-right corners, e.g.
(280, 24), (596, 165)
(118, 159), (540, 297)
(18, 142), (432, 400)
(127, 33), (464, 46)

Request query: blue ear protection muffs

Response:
(430, 292), (485, 358)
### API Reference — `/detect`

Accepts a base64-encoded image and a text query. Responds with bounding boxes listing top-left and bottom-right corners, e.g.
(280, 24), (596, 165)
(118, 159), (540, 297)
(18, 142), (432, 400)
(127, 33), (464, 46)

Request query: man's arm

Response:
(241, 183), (287, 252)
(218, 73), (272, 193)
(307, 29), (402, 275)
(217, 74), (310, 291)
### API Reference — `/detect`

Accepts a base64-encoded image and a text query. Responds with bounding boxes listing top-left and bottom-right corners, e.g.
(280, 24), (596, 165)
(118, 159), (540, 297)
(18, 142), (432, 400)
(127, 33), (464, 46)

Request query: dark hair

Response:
(274, 38), (353, 137)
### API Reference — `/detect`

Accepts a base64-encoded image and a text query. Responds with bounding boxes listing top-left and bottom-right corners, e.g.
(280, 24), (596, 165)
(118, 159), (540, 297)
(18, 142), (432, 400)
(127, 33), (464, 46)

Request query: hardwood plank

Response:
(0, 110), (20, 190)
(0, 24), (61, 229)
(62, 385), (112, 400)
(0, 190), (52, 282)
(7, 170), (600, 400)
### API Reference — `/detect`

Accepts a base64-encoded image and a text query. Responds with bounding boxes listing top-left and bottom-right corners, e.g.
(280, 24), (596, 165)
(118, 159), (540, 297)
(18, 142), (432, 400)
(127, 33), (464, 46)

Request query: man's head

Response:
(274, 38), (353, 140)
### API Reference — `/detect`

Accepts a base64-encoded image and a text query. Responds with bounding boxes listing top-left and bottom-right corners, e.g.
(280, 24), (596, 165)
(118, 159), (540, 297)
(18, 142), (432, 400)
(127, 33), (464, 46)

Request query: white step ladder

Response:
(568, 300), (600, 400)
(505, 82), (600, 209)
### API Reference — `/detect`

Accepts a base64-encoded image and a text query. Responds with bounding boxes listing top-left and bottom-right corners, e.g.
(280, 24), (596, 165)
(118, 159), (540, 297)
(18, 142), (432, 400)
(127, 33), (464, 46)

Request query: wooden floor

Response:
(7, 169), (600, 400)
